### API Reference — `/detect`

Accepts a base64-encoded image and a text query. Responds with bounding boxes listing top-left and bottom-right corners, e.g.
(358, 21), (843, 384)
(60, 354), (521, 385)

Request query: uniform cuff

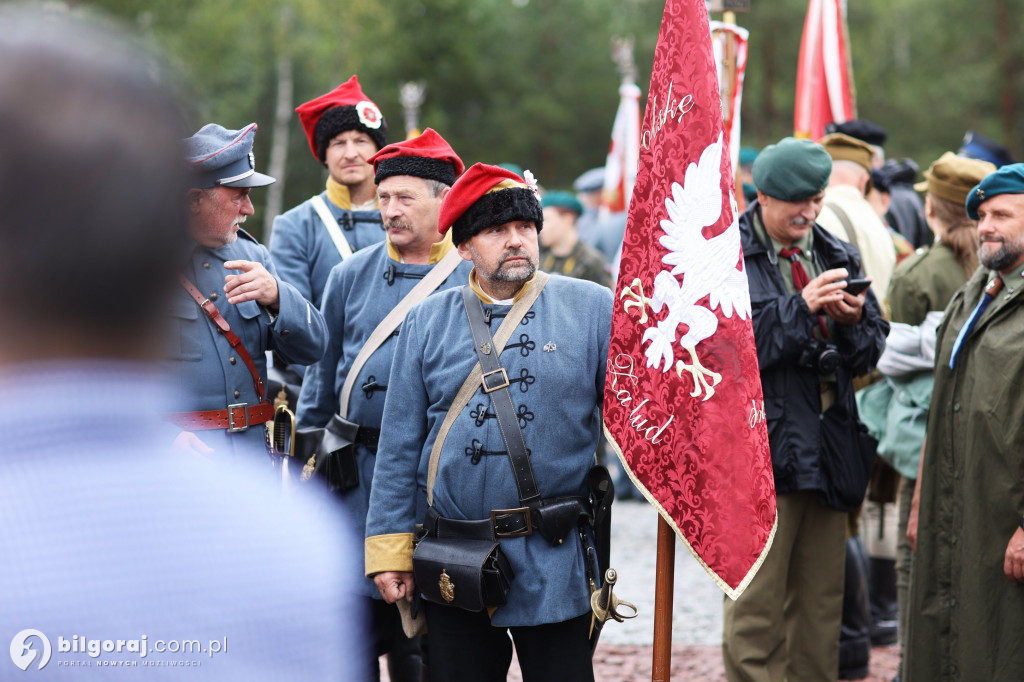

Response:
(365, 533), (415, 576)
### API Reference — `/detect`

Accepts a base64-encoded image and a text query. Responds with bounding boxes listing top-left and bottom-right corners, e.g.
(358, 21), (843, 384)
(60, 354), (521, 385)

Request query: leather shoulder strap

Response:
(426, 271), (550, 505)
(338, 248), (464, 418)
(461, 285), (540, 504)
(311, 194), (354, 260)
(179, 274), (266, 402)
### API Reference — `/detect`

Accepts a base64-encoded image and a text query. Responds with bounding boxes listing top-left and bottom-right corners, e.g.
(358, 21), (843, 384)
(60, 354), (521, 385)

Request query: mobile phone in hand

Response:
(843, 278), (871, 296)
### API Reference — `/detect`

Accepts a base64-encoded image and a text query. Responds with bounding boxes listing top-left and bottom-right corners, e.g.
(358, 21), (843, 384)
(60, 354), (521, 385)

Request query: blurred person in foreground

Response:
(0, 6), (367, 679)
(905, 163), (1024, 682)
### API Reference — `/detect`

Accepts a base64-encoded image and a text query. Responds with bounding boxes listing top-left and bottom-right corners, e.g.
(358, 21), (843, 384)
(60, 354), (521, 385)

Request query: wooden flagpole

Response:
(651, 516), (676, 681)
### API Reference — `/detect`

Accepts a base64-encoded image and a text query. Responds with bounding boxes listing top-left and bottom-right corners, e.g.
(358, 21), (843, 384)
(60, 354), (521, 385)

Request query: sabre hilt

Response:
(591, 568), (638, 625)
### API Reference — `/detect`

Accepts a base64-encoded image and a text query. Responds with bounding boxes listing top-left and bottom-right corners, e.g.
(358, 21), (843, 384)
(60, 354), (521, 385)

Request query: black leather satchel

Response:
(295, 414), (360, 494)
(412, 536), (515, 612)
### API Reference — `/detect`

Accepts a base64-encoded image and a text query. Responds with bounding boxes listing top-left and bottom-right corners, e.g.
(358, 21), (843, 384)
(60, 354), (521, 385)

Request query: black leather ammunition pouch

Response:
(413, 508), (515, 612)
(530, 496), (593, 546)
(294, 414), (375, 494)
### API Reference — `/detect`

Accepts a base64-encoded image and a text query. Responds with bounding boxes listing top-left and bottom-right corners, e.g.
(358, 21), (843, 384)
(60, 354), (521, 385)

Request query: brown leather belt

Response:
(165, 401), (274, 432)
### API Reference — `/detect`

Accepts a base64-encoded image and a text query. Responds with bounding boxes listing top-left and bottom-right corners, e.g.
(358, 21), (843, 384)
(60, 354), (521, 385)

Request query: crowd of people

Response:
(4, 5), (1024, 682)
(727, 123), (1024, 682)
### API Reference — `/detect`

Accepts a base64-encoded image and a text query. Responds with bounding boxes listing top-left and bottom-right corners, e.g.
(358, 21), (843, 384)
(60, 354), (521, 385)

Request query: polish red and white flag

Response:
(794, 0), (857, 140)
(601, 82), (642, 216)
(603, 0), (776, 598)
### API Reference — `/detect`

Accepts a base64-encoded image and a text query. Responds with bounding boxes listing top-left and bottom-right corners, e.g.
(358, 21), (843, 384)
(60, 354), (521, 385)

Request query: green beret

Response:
(739, 146), (759, 167)
(752, 137), (832, 202)
(541, 189), (583, 216)
(966, 162), (1024, 219)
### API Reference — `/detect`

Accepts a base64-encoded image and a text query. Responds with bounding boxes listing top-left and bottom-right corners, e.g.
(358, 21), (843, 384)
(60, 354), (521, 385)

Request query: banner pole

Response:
(722, 10), (745, 211)
(651, 515), (676, 681)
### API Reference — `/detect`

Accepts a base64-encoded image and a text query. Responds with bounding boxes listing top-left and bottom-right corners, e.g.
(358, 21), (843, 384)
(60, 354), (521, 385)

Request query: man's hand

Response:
(1005, 526), (1024, 583)
(172, 431), (215, 460)
(801, 268), (849, 314)
(374, 571), (415, 604)
(822, 286), (868, 326)
(224, 260), (279, 310)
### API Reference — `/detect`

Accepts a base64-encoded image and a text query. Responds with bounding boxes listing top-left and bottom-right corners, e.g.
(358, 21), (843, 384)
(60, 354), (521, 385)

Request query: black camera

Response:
(798, 340), (842, 374)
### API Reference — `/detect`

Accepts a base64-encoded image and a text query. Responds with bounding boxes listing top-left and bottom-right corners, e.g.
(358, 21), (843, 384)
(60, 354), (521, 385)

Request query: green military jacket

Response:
(539, 240), (611, 289)
(887, 243), (969, 325)
(905, 263), (1024, 681)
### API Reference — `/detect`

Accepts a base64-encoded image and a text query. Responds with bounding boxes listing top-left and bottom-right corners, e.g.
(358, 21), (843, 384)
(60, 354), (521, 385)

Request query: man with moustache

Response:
(723, 137), (888, 682)
(167, 123), (327, 458)
(297, 129), (472, 681)
(365, 164), (613, 682)
(905, 164), (1024, 681)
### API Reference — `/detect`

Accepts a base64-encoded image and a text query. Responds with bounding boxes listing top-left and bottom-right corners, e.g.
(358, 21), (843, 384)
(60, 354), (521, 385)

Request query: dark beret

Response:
(965, 163), (1024, 220)
(825, 119), (888, 147)
(751, 137), (832, 202)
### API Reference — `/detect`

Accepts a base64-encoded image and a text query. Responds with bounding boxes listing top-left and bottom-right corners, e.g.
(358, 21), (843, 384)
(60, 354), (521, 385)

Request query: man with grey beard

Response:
(905, 163), (1024, 682)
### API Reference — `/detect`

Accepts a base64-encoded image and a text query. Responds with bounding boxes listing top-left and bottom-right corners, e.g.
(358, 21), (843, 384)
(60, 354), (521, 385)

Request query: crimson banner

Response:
(603, 0), (776, 598)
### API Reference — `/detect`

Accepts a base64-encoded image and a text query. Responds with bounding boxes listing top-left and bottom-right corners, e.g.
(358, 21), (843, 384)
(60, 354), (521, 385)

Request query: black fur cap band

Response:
(451, 187), (544, 246)
(375, 157), (457, 186)
(313, 105), (387, 162)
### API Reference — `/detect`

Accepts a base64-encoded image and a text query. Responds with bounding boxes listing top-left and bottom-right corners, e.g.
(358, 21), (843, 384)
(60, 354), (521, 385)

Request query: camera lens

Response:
(817, 347), (842, 374)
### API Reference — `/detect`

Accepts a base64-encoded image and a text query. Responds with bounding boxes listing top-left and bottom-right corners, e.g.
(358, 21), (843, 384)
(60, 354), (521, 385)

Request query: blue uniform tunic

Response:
(365, 275), (613, 626)
(269, 190), (385, 309)
(298, 240), (473, 598)
(166, 232), (328, 457)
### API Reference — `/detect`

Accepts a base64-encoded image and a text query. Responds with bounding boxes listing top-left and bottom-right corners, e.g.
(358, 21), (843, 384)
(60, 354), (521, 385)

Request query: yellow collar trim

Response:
(325, 177), (352, 210)
(468, 269), (536, 303)
(385, 231), (454, 265)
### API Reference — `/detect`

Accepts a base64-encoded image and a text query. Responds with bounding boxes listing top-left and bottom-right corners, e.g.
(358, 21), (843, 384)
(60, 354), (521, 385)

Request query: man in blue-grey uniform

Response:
(166, 123), (328, 459)
(298, 128), (472, 681)
(270, 75), (388, 311)
(365, 163), (613, 682)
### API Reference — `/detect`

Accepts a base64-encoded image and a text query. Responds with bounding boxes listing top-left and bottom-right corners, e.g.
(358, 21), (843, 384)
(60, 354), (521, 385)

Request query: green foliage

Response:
(74, 0), (1024, 239)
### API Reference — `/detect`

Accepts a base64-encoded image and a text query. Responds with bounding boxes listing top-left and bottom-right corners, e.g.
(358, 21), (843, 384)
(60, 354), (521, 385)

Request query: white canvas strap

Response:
(310, 194), (354, 260)
(338, 248), (464, 418)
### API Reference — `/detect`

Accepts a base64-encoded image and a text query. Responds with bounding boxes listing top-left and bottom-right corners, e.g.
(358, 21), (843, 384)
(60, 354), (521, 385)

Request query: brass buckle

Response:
(227, 403), (249, 432)
(481, 368), (510, 393)
(490, 506), (532, 538)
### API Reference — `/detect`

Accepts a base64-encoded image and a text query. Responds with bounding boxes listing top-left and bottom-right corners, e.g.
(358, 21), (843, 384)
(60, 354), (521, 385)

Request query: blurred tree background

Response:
(64, 0), (1022, 240)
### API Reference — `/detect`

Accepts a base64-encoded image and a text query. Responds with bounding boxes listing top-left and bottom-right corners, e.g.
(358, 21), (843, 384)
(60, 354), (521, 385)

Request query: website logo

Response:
(10, 629), (52, 671)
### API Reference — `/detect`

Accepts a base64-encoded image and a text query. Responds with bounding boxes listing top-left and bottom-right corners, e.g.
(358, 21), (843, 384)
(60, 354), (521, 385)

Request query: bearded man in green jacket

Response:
(906, 163), (1024, 681)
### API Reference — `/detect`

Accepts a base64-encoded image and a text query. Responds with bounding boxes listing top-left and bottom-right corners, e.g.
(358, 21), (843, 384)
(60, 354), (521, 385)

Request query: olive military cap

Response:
(914, 152), (995, 206)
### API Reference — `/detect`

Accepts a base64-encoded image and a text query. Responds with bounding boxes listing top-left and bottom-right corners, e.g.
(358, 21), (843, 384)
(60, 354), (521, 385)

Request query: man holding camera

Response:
(722, 137), (888, 682)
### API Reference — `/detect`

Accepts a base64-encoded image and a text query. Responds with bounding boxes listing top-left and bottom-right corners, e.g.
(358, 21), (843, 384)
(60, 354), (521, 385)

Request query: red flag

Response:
(794, 0), (856, 140)
(601, 83), (642, 215)
(604, 0), (776, 598)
